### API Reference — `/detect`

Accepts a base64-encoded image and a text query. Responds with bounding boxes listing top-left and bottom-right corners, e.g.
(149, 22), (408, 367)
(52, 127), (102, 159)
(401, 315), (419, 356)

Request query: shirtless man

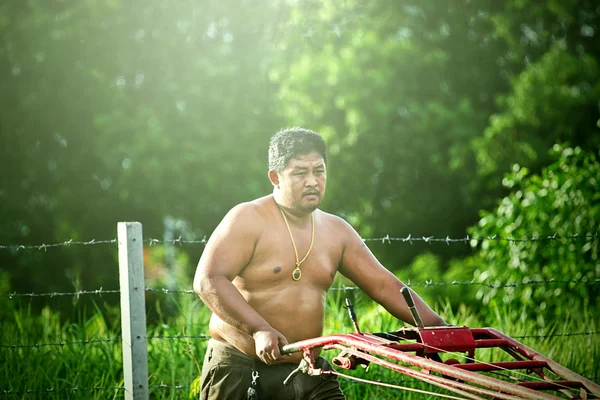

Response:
(194, 127), (446, 399)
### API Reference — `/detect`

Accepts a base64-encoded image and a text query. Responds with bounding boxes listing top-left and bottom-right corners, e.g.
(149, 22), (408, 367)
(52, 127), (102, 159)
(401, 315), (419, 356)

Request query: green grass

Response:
(1, 287), (599, 399)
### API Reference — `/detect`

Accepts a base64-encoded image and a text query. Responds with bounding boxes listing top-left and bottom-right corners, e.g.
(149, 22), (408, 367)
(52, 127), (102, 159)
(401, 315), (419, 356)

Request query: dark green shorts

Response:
(199, 339), (345, 400)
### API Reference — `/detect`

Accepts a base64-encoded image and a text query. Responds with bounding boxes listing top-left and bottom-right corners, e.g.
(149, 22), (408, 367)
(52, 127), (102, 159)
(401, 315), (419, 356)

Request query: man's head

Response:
(268, 127), (327, 173)
(268, 127), (328, 213)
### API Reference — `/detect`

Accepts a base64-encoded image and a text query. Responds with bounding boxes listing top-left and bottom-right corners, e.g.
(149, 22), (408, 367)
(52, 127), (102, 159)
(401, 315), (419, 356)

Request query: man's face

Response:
(278, 152), (326, 212)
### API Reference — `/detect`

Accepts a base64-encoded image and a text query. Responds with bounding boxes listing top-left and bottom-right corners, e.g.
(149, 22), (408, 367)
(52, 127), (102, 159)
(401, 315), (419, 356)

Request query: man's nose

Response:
(305, 173), (318, 187)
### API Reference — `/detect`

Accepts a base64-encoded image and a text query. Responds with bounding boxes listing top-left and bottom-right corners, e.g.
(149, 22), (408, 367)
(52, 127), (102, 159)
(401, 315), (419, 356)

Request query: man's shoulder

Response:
(224, 195), (272, 222)
(317, 210), (354, 232)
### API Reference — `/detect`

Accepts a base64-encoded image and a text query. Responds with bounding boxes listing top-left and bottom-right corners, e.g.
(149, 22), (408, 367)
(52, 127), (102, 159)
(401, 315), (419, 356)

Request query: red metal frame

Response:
(281, 325), (600, 399)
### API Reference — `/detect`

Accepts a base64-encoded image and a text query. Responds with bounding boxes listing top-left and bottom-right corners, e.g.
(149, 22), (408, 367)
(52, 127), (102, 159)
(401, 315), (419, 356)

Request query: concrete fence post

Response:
(118, 222), (149, 400)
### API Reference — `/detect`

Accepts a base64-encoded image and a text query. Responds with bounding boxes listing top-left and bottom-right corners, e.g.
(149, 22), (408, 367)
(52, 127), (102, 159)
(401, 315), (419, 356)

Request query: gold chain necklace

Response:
(278, 208), (315, 281)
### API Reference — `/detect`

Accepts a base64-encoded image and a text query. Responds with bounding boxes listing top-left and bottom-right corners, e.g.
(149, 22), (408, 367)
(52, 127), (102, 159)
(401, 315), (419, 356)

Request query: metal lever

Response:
(345, 298), (362, 334)
(400, 287), (424, 328)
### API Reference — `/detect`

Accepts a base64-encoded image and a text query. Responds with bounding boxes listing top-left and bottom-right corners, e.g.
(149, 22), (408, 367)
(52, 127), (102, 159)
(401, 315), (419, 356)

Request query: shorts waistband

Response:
(206, 338), (258, 367)
(207, 338), (247, 355)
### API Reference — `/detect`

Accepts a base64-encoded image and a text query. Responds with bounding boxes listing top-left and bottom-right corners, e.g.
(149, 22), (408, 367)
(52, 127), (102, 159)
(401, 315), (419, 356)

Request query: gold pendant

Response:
(292, 266), (302, 281)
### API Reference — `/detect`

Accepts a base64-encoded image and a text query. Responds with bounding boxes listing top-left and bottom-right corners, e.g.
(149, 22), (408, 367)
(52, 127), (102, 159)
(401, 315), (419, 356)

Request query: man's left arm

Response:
(336, 218), (446, 327)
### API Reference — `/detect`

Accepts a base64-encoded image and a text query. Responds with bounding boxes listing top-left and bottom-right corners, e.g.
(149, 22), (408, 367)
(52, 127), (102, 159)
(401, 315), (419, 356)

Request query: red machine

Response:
(281, 288), (599, 399)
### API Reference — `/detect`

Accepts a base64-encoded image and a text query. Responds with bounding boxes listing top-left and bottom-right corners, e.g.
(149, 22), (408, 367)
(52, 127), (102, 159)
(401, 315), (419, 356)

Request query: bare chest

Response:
(237, 228), (342, 289)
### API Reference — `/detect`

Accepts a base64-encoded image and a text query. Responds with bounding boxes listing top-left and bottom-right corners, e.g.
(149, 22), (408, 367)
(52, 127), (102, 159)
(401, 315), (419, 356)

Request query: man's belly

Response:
(208, 285), (327, 364)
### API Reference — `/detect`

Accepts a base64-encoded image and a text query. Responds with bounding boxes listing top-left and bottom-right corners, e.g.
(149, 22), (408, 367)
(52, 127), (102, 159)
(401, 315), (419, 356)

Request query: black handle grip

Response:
(345, 298), (362, 334)
(345, 298), (357, 321)
(400, 287), (414, 307)
(401, 286), (424, 328)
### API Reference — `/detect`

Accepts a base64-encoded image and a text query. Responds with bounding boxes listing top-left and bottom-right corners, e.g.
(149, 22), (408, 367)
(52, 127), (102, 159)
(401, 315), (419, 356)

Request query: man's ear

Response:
(268, 170), (279, 187)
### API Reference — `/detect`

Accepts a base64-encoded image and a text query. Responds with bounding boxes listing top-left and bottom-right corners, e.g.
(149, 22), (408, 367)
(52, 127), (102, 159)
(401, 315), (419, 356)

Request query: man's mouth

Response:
(304, 191), (319, 197)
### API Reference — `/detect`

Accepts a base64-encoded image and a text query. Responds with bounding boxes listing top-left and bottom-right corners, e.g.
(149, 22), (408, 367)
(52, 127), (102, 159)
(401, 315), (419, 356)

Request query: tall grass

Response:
(2, 287), (598, 399)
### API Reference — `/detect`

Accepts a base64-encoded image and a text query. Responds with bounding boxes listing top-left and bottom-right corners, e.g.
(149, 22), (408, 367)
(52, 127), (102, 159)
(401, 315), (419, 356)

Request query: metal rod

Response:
(328, 343), (521, 400)
(488, 328), (600, 398)
(282, 333), (561, 399)
(400, 287), (424, 328)
(345, 298), (362, 334)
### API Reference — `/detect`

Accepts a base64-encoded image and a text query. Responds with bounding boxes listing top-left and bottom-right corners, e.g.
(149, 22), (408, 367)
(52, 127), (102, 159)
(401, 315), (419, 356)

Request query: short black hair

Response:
(268, 127), (327, 172)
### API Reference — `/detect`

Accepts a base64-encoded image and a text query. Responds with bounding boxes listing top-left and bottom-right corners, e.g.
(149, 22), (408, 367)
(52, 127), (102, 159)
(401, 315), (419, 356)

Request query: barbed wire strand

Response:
(0, 385), (195, 396)
(0, 338), (120, 349)
(0, 334), (210, 349)
(7, 288), (121, 298)
(0, 232), (597, 251)
(364, 233), (598, 245)
(149, 384), (191, 390)
(0, 239), (118, 251)
(6, 277), (599, 299)
(330, 278), (600, 291)
(148, 334), (211, 340)
(0, 386), (124, 395)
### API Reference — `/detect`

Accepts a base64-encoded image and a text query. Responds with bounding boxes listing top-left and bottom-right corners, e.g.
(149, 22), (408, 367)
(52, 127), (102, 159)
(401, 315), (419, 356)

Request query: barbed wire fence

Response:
(1, 232), (598, 251)
(1, 223), (599, 398)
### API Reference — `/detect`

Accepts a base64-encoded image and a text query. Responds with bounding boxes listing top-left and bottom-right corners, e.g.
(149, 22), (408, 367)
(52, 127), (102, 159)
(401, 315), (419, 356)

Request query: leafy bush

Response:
(468, 145), (599, 319)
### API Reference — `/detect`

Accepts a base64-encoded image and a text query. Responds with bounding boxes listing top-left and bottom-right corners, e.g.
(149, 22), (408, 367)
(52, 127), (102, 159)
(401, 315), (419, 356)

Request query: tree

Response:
(473, 44), (600, 188)
(0, 0), (287, 294)
(271, 0), (508, 268)
(472, 0), (600, 203)
(272, 0), (600, 274)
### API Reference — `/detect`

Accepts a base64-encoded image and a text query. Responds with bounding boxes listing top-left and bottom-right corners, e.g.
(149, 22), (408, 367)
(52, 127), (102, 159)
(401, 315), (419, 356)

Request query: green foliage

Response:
(273, 1), (499, 260)
(3, 288), (598, 398)
(468, 145), (600, 318)
(0, 271), (15, 321)
(469, 0), (600, 209)
(2, 0), (599, 300)
(394, 252), (486, 313)
(2, 292), (210, 399)
(0, 0), (285, 293)
(2, 3), (600, 396)
(474, 44), (600, 178)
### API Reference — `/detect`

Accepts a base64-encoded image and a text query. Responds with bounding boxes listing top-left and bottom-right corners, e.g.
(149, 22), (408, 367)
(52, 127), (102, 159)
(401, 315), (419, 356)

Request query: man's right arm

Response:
(336, 217), (446, 328)
(193, 203), (287, 364)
